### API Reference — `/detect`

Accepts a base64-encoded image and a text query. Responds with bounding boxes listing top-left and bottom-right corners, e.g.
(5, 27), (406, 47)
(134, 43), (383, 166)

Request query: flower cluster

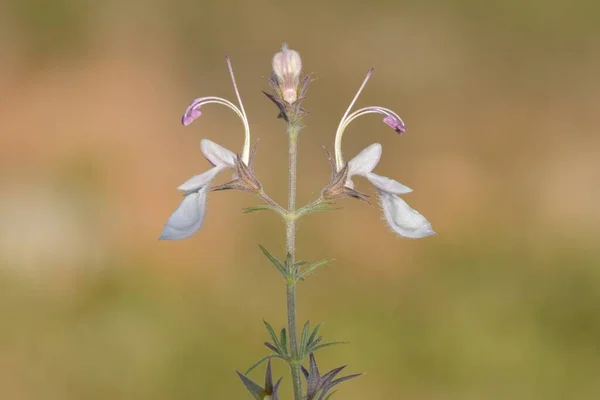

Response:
(159, 43), (435, 400)
(160, 47), (434, 240)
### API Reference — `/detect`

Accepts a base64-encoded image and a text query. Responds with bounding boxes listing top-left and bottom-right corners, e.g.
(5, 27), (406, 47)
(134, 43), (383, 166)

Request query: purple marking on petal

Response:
(182, 107), (202, 126)
(383, 116), (406, 134)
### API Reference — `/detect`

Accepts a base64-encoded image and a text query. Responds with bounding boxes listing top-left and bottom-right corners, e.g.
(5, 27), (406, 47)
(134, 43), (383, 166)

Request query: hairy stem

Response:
(286, 124), (302, 400)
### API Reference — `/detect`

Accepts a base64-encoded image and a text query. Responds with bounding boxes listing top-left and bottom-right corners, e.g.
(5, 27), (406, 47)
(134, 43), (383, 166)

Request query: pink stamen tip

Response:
(383, 115), (406, 134)
(182, 108), (201, 126)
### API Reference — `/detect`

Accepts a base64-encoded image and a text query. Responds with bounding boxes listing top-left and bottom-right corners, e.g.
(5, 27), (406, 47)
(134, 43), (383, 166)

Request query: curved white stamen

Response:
(334, 105), (405, 171)
(185, 97), (245, 120)
(341, 107), (405, 134)
(334, 69), (374, 170)
(182, 95), (250, 164)
(225, 56), (251, 164)
(339, 68), (374, 129)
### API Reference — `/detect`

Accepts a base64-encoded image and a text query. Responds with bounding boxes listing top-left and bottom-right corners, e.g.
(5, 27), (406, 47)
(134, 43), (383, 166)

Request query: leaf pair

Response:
(296, 258), (331, 281)
(263, 320), (289, 357)
(298, 321), (345, 359)
(259, 244), (331, 282)
(245, 320), (288, 376)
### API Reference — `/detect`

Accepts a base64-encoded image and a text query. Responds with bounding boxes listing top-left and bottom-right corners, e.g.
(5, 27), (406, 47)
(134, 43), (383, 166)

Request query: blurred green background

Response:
(1, 0), (599, 398)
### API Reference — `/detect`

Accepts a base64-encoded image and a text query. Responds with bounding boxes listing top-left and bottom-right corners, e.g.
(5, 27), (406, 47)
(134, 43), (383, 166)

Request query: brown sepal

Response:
(212, 152), (262, 194)
(265, 73), (279, 91)
(321, 149), (369, 203)
(262, 91), (289, 121)
(298, 73), (313, 99)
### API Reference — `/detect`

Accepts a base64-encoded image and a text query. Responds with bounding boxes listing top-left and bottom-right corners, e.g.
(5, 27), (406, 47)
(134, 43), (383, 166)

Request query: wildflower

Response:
(159, 56), (251, 240)
(237, 359), (282, 400)
(271, 43), (303, 104)
(331, 69), (435, 238)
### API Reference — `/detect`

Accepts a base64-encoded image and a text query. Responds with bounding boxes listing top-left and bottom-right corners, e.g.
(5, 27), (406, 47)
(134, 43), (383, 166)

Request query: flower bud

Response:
(272, 44), (302, 104)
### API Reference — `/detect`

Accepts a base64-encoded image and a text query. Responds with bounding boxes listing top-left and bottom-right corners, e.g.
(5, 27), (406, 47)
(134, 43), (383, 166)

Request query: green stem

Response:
(285, 126), (302, 400)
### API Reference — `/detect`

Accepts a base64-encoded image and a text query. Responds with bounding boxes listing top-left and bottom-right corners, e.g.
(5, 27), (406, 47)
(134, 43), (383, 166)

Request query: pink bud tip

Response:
(182, 107), (202, 126)
(383, 116), (406, 134)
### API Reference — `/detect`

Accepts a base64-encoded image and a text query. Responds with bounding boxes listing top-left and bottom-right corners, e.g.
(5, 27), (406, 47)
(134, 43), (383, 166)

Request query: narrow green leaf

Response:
(263, 320), (283, 354)
(243, 205), (278, 214)
(297, 258), (332, 280)
(331, 372), (362, 386)
(324, 390), (337, 400)
(264, 342), (279, 353)
(258, 245), (287, 278)
(307, 341), (347, 354)
(245, 354), (283, 375)
(280, 328), (288, 356)
(299, 321), (310, 357)
(310, 336), (323, 348)
(297, 201), (336, 216)
(314, 388), (326, 399)
(294, 260), (309, 267)
(307, 323), (323, 346)
(294, 260), (309, 280)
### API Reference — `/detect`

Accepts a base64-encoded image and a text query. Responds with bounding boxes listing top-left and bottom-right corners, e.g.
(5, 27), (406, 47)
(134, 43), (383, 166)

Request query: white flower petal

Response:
(345, 177), (356, 189)
(177, 166), (225, 193)
(378, 190), (435, 239)
(366, 173), (412, 194)
(159, 189), (209, 240)
(347, 143), (382, 177)
(201, 139), (237, 167)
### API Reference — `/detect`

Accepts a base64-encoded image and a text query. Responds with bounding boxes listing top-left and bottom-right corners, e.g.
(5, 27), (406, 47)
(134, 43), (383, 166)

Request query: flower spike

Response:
(160, 46), (436, 400)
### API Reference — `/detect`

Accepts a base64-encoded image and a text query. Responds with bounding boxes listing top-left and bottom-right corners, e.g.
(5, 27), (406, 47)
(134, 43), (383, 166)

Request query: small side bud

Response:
(272, 43), (302, 104)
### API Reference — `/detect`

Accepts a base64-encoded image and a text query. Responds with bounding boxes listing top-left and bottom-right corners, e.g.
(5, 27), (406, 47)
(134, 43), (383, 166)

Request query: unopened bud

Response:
(272, 43), (302, 104)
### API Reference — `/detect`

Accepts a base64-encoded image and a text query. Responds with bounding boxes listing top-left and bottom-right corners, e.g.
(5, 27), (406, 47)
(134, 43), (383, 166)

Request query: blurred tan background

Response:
(1, 0), (599, 398)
